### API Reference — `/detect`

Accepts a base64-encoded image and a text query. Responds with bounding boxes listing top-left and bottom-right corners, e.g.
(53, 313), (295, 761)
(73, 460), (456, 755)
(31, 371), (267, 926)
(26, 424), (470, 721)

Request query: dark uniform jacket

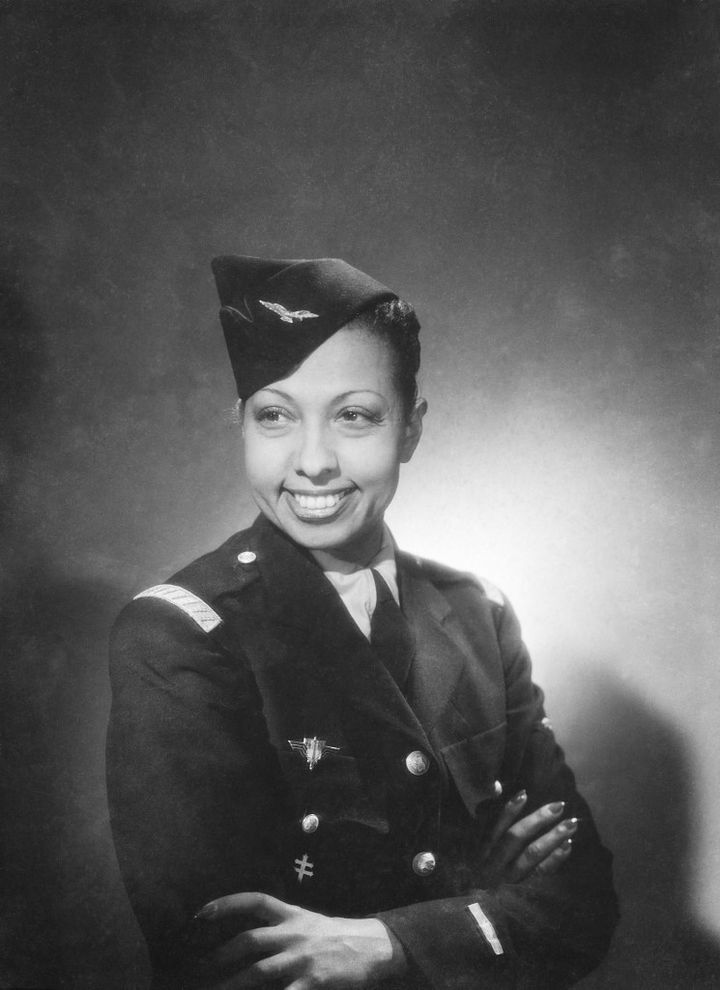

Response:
(107, 514), (618, 989)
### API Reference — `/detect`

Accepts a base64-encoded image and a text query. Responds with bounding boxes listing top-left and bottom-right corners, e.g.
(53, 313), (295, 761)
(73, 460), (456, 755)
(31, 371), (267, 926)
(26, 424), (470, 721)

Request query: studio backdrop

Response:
(1, 1), (719, 987)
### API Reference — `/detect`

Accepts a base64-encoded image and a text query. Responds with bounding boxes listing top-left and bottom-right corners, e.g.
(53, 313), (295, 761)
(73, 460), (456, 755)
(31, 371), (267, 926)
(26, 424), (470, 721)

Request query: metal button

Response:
(405, 751), (430, 776)
(412, 851), (436, 876)
(301, 813), (319, 834)
(237, 551), (256, 564)
(493, 779), (503, 798)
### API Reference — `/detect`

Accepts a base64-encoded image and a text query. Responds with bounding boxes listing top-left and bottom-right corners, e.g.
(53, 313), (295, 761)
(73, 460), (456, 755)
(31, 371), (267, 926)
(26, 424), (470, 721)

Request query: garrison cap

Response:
(211, 255), (399, 398)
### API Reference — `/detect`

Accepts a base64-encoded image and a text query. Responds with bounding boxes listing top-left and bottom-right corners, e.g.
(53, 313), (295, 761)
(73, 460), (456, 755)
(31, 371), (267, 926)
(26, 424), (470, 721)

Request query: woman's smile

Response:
(283, 486), (356, 520)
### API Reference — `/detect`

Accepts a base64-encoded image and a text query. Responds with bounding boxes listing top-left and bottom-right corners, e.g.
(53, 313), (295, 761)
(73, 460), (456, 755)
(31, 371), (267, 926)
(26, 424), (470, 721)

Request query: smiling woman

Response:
(243, 324), (425, 562)
(106, 255), (618, 990)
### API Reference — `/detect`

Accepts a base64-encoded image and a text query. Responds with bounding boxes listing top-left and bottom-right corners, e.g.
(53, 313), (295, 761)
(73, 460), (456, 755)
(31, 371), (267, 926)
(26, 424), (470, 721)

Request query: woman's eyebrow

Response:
(255, 388), (294, 401)
(333, 390), (386, 402)
(257, 388), (386, 402)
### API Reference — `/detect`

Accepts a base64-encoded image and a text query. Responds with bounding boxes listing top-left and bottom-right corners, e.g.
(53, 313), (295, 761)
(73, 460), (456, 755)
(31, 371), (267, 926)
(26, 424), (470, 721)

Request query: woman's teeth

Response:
(292, 491), (347, 510)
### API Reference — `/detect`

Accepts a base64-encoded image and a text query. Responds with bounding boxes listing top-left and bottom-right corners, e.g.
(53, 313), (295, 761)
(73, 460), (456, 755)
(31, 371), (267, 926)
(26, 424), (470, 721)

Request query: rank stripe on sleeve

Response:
(467, 902), (504, 956)
(133, 584), (222, 633)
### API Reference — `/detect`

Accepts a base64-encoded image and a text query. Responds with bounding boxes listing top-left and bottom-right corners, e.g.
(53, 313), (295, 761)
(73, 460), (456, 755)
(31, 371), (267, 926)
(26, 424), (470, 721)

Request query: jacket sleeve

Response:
(377, 596), (619, 990)
(106, 598), (288, 977)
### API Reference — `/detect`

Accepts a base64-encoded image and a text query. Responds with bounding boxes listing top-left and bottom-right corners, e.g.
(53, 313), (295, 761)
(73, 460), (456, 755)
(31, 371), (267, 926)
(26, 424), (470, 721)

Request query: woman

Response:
(107, 255), (618, 990)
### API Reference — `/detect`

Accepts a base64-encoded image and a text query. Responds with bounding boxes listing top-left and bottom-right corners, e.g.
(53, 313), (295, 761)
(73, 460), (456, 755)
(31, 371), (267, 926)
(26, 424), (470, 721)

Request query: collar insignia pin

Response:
(288, 736), (340, 771)
(259, 299), (319, 324)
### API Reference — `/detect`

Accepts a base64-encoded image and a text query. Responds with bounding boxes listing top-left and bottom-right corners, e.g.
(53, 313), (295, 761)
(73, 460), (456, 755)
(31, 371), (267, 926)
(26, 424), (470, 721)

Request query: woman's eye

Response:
(255, 407), (291, 426)
(338, 408), (375, 424)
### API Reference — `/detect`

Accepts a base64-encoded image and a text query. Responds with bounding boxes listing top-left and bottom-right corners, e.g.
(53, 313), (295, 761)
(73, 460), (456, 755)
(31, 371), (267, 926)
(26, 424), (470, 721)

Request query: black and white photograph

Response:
(1, 2), (719, 988)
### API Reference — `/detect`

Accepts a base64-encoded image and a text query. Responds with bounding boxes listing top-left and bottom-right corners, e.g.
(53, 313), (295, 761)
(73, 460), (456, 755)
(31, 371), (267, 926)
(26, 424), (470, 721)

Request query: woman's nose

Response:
(294, 426), (339, 481)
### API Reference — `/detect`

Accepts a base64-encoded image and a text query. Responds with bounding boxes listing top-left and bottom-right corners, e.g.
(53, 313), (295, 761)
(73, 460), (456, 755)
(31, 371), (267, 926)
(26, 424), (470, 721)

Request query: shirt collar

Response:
(311, 526), (399, 638)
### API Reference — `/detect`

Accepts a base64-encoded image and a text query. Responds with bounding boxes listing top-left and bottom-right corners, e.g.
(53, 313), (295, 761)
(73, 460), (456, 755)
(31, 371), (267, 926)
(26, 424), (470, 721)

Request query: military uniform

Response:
(107, 514), (618, 989)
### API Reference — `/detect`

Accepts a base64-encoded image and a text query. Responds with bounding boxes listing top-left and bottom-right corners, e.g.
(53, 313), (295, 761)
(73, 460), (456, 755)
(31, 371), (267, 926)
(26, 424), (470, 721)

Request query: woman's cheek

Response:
(245, 432), (286, 480)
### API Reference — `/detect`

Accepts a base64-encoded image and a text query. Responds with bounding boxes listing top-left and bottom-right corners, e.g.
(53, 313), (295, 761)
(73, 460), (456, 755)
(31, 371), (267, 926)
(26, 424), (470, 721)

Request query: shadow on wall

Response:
(569, 667), (720, 989)
(0, 255), (147, 988)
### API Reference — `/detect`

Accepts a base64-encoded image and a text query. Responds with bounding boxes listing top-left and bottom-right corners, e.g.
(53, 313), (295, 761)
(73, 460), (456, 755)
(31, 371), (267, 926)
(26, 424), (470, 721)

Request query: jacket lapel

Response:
(218, 517), (432, 770)
(398, 556), (476, 739)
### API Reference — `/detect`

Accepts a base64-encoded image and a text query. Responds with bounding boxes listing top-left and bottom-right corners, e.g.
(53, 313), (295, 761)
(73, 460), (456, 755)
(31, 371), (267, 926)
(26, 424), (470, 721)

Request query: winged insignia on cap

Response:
(288, 736), (340, 770)
(259, 300), (320, 324)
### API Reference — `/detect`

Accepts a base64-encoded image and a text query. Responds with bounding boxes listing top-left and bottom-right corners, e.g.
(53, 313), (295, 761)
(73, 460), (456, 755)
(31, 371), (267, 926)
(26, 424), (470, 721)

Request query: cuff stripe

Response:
(467, 902), (504, 956)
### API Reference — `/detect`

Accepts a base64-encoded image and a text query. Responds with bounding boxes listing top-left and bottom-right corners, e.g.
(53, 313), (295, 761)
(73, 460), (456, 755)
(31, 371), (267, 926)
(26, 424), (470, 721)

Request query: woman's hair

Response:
(232, 297), (421, 423)
(358, 297), (421, 419)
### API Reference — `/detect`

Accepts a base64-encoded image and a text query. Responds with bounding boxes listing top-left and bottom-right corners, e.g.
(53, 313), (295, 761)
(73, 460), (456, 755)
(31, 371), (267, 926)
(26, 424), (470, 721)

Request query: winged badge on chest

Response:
(288, 736), (341, 771)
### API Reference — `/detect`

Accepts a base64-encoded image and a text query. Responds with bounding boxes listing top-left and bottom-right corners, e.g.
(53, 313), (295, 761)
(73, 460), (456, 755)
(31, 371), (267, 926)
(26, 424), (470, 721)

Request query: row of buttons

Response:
(298, 749), (502, 879)
(407, 751), (434, 874)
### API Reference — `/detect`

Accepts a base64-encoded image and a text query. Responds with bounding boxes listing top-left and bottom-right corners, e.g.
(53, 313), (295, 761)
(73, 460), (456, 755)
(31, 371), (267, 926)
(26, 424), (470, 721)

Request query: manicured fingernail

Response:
(548, 801), (565, 815)
(560, 838), (573, 852)
(193, 902), (217, 921)
(511, 789), (527, 805)
(560, 818), (579, 834)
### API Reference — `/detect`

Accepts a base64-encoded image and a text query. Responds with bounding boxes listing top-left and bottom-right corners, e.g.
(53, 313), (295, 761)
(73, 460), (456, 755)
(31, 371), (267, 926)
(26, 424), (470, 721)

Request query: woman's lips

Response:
(283, 488), (354, 520)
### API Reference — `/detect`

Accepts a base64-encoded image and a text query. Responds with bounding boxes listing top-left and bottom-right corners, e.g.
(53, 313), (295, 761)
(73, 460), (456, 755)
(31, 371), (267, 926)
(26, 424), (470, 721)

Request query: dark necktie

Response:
(370, 569), (415, 689)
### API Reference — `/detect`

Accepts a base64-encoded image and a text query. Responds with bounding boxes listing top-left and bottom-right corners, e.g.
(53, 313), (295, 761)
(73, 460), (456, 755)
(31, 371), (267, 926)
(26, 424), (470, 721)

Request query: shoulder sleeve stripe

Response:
(477, 576), (505, 607)
(133, 584), (222, 633)
(467, 902), (504, 955)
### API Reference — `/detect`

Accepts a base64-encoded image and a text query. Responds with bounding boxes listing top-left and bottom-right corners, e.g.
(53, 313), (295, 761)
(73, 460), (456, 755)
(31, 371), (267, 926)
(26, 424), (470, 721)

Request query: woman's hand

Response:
(478, 790), (578, 887)
(193, 892), (406, 990)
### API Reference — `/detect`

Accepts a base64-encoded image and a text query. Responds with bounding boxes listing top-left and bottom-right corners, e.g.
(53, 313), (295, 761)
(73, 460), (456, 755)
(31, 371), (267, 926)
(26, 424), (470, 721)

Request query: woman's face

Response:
(242, 323), (426, 564)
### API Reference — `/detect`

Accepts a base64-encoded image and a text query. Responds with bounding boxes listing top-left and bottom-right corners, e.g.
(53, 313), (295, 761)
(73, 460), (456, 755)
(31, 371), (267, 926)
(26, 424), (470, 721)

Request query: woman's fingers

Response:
(480, 800), (580, 886)
(196, 891), (292, 925)
(487, 789), (528, 847)
(533, 839), (574, 877)
(204, 924), (283, 970)
(493, 801), (566, 867)
(510, 818), (579, 880)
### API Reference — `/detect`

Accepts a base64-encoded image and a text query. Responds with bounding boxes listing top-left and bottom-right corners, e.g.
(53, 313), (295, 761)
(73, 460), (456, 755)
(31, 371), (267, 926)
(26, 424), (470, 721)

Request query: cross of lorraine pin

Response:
(294, 853), (314, 883)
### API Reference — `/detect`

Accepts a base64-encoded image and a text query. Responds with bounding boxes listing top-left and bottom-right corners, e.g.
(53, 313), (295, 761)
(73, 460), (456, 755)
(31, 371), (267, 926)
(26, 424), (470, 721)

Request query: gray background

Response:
(1, 1), (719, 986)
